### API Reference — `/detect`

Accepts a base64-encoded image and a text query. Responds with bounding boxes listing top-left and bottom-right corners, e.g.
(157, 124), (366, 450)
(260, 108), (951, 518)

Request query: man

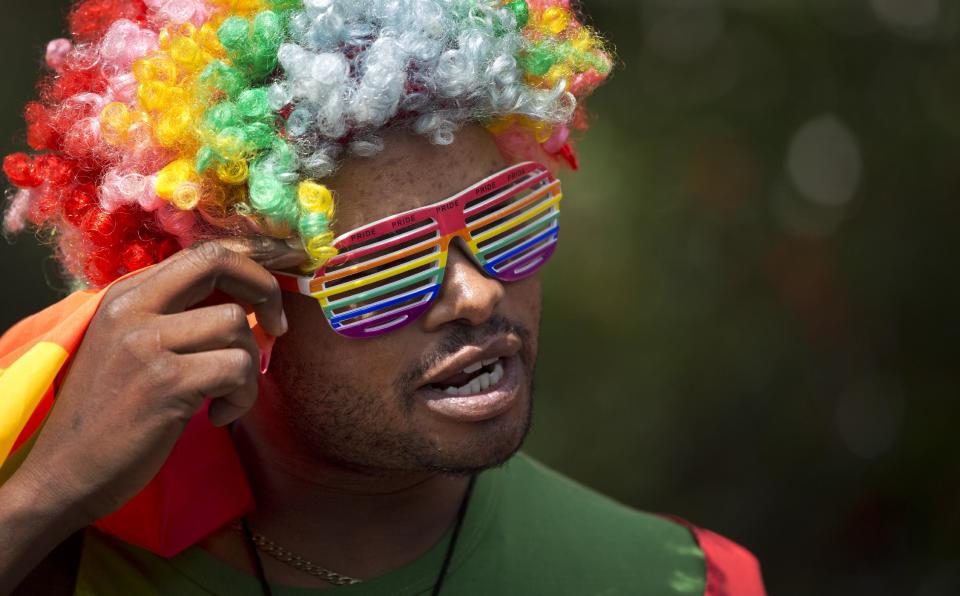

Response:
(0, 1), (764, 594)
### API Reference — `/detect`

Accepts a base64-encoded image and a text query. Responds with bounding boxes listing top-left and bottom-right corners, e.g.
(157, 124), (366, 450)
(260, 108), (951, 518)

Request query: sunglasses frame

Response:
(273, 161), (563, 338)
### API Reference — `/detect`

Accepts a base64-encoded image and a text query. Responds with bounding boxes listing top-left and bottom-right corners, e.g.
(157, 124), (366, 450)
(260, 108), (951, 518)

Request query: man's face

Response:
(255, 125), (542, 474)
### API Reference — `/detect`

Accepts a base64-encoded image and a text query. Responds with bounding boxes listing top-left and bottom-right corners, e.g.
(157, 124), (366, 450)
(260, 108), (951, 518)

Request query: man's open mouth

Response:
(426, 358), (505, 396)
(415, 346), (523, 423)
(413, 335), (524, 421)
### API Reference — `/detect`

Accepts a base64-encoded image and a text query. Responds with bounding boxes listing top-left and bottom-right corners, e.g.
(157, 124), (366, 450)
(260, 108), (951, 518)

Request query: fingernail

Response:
(280, 309), (288, 335)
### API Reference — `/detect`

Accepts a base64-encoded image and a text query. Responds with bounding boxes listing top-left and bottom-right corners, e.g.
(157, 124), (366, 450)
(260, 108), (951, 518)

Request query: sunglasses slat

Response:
(466, 180), (559, 232)
(489, 234), (559, 281)
(470, 191), (562, 245)
(503, 240), (559, 277)
(463, 169), (550, 217)
(487, 225), (560, 271)
(475, 210), (560, 262)
(334, 219), (439, 264)
(315, 251), (443, 300)
(334, 291), (438, 335)
(324, 267), (443, 313)
(321, 235), (442, 285)
(330, 281), (442, 325)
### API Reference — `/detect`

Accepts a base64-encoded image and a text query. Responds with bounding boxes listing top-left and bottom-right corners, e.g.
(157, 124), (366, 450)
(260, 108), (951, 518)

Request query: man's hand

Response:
(0, 238), (303, 594)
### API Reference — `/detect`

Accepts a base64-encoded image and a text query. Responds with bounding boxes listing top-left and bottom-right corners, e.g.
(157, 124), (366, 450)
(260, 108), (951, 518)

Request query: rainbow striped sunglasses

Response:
(273, 161), (562, 338)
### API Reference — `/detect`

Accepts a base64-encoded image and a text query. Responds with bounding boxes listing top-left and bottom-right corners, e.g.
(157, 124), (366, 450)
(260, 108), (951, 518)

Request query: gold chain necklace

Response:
(238, 475), (476, 596)
(233, 523), (362, 586)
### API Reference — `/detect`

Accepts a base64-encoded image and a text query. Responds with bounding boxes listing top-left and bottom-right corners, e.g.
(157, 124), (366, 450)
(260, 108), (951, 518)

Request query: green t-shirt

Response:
(74, 453), (707, 595)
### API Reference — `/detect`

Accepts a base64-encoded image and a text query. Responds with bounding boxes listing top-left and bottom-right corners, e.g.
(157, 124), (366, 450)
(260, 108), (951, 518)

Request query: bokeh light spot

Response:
(643, 0), (726, 63)
(835, 376), (905, 460)
(787, 115), (862, 206)
(870, 0), (940, 29)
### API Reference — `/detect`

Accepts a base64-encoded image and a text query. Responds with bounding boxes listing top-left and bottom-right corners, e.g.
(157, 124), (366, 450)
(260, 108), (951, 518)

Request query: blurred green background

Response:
(2, 1), (958, 594)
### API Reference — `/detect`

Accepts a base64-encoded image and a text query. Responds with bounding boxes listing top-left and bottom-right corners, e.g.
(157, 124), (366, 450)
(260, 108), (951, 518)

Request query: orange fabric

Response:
(0, 290), (100, 357)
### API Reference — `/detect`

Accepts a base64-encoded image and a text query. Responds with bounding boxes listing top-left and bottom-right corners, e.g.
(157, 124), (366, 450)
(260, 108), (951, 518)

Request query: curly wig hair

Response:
(4, 0), (612, 287)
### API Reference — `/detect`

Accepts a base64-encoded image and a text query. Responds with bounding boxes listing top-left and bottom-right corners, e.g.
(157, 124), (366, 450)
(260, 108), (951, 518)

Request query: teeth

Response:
(440, 361), (506, 396)
(489, 362), (504, 385)
(458, 357), (502, 377)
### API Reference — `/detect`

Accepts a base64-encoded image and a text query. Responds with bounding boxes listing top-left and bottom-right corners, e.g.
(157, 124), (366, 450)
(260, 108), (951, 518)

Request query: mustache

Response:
(396, 315), (533, 393)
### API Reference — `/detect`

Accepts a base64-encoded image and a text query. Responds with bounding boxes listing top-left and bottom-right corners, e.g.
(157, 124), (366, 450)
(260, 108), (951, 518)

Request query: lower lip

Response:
(414, 356), (523, 423)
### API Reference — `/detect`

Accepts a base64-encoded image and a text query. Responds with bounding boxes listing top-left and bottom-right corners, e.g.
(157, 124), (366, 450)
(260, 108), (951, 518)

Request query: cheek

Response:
(274, 293), (415, 399)
(503, 277), (542, 357)
(277, 294), (338, 368)
(505, 277), (542, 325)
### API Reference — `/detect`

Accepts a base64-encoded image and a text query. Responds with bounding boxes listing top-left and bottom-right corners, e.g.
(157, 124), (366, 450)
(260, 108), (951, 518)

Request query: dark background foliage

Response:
(2, 1), (958, 594)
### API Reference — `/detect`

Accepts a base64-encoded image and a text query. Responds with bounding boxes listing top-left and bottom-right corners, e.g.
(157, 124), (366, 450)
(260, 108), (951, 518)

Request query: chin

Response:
(313, 390), (534, 476)
(416, 399), (533, 475)
(265, 354), (536, 475)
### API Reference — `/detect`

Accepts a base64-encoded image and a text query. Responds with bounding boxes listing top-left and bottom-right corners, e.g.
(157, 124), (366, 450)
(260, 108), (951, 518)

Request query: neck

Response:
(199, 418), (470, 589)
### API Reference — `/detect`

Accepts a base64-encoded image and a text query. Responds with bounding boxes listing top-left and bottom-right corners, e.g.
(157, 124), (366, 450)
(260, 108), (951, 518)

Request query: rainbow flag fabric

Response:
(0, 279), (254, 557)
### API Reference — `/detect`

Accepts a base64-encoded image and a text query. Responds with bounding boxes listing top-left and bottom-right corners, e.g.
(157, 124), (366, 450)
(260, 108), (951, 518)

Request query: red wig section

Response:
(1, 0), (180, 287)
(69, 0), (148, 43)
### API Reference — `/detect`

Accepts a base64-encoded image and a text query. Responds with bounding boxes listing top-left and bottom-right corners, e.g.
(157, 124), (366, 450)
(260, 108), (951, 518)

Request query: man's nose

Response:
(421, 240), (504, 331)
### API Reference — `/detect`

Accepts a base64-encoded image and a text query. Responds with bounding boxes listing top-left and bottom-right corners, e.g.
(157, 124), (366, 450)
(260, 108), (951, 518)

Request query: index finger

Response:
(213, 236), (308, 271)
(128, 240), (291, 337)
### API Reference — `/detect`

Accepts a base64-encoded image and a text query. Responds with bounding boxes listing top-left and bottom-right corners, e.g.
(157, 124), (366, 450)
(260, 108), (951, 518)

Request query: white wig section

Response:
(274, 0), (576, 161)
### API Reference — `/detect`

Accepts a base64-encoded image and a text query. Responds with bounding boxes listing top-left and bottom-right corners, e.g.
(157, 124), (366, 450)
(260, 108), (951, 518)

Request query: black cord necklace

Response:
(241, 475), (477, 596)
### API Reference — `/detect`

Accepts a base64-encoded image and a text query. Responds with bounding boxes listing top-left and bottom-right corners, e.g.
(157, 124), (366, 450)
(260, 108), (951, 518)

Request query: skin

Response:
(0, 124), (544, 592)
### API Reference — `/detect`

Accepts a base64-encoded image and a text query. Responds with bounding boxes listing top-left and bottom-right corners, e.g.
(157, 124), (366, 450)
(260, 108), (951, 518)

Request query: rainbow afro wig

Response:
(3, 0), (612, 287)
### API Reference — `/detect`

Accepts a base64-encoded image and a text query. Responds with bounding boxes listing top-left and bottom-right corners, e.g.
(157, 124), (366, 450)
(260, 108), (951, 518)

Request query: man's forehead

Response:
(327, 125), (509, 232)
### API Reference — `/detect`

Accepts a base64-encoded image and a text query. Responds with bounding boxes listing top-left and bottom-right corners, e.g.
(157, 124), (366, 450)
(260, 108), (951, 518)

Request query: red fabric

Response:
(94, 402), (253, 557)
(665, 516), (767, 596)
